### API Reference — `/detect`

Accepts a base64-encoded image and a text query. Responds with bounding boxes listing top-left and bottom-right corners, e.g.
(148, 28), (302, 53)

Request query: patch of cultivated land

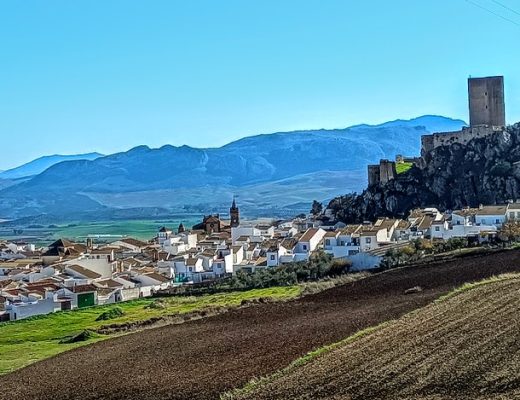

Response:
(233, 275), (520, 400)
(2, 250), (520, 400)
(0, 286), (300, 375)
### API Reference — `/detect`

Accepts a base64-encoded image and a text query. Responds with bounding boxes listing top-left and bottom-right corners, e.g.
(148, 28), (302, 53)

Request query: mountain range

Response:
(0, 153), (103, 180)
(0, 115), (465, 221)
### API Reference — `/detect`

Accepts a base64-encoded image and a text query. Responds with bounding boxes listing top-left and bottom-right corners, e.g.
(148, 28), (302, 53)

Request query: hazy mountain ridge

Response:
(0, 153), (104, 180)
(0, 116), (465, 219)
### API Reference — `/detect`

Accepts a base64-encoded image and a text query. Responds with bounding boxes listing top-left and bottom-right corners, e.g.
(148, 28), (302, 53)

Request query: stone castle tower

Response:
(468, 76), (505, 127)
(230, 197), (240, 228)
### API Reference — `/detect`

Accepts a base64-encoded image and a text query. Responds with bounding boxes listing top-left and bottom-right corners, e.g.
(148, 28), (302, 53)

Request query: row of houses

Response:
(1, 201), (518, 321)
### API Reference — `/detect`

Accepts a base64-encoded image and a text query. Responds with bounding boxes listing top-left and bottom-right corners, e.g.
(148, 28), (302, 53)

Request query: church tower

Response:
(230, 197), (240, 228)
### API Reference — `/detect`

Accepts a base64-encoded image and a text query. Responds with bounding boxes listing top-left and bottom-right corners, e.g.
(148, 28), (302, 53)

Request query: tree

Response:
(499, 221), (520, 244)
(310, 200), (323, 216)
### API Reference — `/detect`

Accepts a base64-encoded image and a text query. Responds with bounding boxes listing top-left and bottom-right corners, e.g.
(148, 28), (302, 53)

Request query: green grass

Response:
(434, 273), (519, 303)
(396, 161), (413, 174)
(0, 286), (300, 375)
(52, 218), (200, 241)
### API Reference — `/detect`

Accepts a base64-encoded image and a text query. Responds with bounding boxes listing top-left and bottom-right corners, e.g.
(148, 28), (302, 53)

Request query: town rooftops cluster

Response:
(1, 199), (518, 321)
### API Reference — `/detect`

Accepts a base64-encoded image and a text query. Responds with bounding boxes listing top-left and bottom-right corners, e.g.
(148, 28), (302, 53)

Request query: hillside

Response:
(0, 116), (464, 219)
(1, 249), (519, 400)
(329, 122), (520, 222)
(233, 274), (520, 400)
(0, 153), (103, 180)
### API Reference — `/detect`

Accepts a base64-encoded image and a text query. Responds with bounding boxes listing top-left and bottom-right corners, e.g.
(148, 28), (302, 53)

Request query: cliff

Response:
(329, 123), (520, 222)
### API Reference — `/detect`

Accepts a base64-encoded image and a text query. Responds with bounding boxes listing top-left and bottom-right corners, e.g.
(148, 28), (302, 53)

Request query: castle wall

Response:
(421, 126), (499, 155)
(367, 165), (380, 186)
(379, 160), (397, 184)
(421, 135), (434, 157)
(469, 76), (505, 127)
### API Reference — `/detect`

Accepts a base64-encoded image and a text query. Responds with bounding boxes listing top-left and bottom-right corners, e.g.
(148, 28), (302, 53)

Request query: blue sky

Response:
(1, 0), (519, 169)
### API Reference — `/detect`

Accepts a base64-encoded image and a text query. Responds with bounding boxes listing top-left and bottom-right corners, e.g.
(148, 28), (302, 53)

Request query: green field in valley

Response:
(0, 286), (300, 375)
(0, 217), (201, 245)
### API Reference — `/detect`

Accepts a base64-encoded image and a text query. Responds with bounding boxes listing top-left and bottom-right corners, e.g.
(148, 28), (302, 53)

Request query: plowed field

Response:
(2, 249), (520, 400)
(236, 276), (520, 400)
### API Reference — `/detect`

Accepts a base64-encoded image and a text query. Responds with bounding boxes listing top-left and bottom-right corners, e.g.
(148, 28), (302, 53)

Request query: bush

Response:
(214, 251), (349, 291)
(60, 329), (97, 344)
(95, 306), (125, 321)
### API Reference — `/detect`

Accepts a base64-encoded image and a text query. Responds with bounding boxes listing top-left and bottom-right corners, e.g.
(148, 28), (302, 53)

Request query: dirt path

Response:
(2, 250), (520, 400)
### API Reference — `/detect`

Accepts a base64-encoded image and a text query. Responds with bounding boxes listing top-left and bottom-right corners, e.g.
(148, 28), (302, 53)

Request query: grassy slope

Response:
(0, 286), (299, 375)
(229, 274), (520, 400)
(396, 161), (413, 174)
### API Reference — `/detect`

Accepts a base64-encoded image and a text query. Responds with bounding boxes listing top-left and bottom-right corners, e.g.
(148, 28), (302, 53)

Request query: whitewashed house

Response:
(475, 205), (507, 227)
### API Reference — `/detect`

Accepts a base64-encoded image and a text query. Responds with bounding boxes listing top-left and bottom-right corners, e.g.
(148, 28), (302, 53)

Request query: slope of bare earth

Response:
(2, 250), (520, 400)
(235, 275), (520, 400)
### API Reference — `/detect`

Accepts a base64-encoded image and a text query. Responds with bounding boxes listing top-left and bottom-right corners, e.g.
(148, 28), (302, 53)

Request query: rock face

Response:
(329, 123), (520, 223)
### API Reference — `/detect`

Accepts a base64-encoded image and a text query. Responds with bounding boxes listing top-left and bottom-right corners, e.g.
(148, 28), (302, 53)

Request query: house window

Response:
(189, 267), (193, 272)
(510, 212), (515, 219)
(435, 227), (440, 232)
(302, 244), (307, 250)
(270, 255), (275, 260)
(325, 239), (330, 245)
(365, 238), (371, 244)
(496, 219), (500, 224)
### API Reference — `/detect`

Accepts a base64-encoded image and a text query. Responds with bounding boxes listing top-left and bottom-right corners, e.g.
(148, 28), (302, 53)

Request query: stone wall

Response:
(421, 126), (500, 156)
(367, 164), (380, 187)
(379, 160), (397, 184)
(469, 76), (505, 127)
(367, 160), (396, 186)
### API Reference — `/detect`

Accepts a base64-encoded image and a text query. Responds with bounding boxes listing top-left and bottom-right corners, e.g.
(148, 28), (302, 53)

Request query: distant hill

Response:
(0, 153), (103, 180)
(0, 116), (465, 220)
(353, 115), (466, 132)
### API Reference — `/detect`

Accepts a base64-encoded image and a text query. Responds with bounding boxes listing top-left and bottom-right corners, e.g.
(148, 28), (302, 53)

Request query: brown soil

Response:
(2, 250), (520, 400)
(236, 277), (520, 400)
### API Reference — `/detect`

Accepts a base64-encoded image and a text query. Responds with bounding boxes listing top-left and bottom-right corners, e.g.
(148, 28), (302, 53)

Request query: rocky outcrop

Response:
(329, 123), (520, 223)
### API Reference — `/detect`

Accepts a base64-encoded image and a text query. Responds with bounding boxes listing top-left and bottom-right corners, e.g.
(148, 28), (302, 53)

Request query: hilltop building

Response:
(368, 159), (397, 187)
(368, 75), (506, 186)
(421, 76), (506, 156)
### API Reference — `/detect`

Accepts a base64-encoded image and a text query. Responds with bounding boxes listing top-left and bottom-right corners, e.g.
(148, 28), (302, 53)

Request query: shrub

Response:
(95, 306), (125, 321)
(59, 329), (98, 344)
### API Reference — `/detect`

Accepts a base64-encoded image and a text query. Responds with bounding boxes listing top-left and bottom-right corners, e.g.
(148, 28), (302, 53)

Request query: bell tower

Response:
(230, 196), (240, 228)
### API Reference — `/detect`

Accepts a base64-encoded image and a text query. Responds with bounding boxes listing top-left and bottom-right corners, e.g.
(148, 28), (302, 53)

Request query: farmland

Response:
(0, 217), (200, 244)
(1, 249), (520, 400)
(0, 286), (299, 375)
(233, 274), (520, 400)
